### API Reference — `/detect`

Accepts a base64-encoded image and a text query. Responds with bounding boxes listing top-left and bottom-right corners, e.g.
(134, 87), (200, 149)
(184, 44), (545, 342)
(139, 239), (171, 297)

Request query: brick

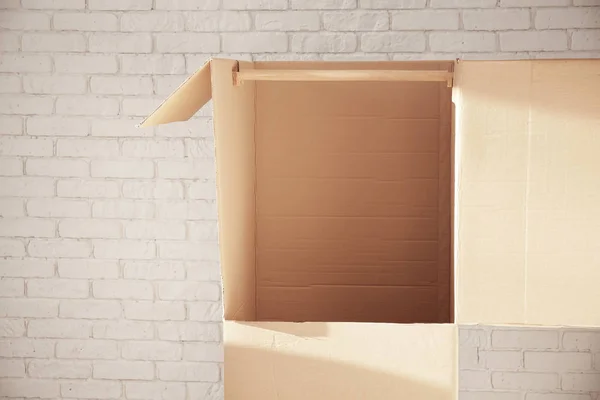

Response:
(57, 139), (119, 157)
(0, 338), (54, 358)
(157, 321), (220, 342)
(501, 31), (568, 52)
(0, 259), (54, 278)
(91, 160), (154, 178)
(464, 9), (531, 30)
(122, 341), (183, 361)
(0, 0), (19, 7)
(0, 158), (22, 176)
(54, 12), (118, 31)
(93, 360), (154, 380)
(0, 239), (25, 257)
(91, 117), (153, 137)
(28, 360), (91, 379)
(156, 0), (220, 9)
(572, 30), (600, 51)
(27, 116), (88, 136)
(502, 0), (569, 4)
(186, 11), (252, 31)
(0, 278), (24, 297)
(89, 0), (151, 10)
(0, 95), (53, 115)
(526, 394), (592, 400)
(122, 12), (185, 31)
(186, 262), (220, 282)
(187, 383), (222, 400)
(360, 0), (425, 8)
(93, 200), (154, 219)
(90, 33), (152, 53)
(122, 139), (184, 158)
(188, 221), (219, 241)
(93, 240), (156, 260)
(256, 11), (320, 31)
(493, 330), (559, 350)
(55, 54), (118, 73)
(460, 392), (522, 400)
(292, 33), (357, 53)
(562, 373), (600, 391)
(0, 116), (23, 135)
(563, 331), (600, 351)
(327, 11), (390, 32)
(460, 370), (491, 390)
(58, 259), (119, 279)
(158, 362), (219, 382)
(125, 221), (185, 240)
(157, 160), (215, 180)
(93, 280), (153, 300)
(158, 282), (220, 301)
(0, 55), (52, 73)
(0, 319), (25, 337)
(57, 339), (118, 359)
(361, 32), (426, 52)
(460, 346), (482, 370)
(430, 0), (496, 6)
(93, 320), (154, 340)
(121, 97), (164, 117)
(124, 181), (185, 200)
(291, 0), (355, 8)
(57, 96), (119, 116)
(524, 351), (592, 371)
(125, 382), (186, 400)
(28, 279), (89, 299)
(153, 75), (189, 95)
(0, 12), (50, 30)
(22, 0), (85, 8)
(124, 301), (185, 321)
(0, 359), (25, 377)
(184, 55), (212, 73)
(28, 239), (93, 258)
(536, 7), (600, 29)
(0, 75), (21, 93)
(574, 0), (600, 4)
(26, 159), (89, 178)
(492, 372), (558, 390)
(90, 76), (153, 95)
(223, 0), (287, 9)
(28, 319), (91, 338)
(60, 299), (122, 319)
(156, 33), (220, 53)
(392, 10), (459, 30)
(0, 32), (19, 52)
(59, 219), (120, 239)
(430, 32), (496, 53)
(157, 200), (217, 221)
(481, 350), (522, 370)
(159, 241), (219, 261)
(61, 380), (121, 399)
(0, 137), (52, 156)
(0, 199), (24, 217)
(124, 261), (185, 280)
(22, 33), (85, 52)
(0, 379), (59, 398)
(184, 343), (223, 362)
(223, 32), (287, 53)
(57, 179), (120, 198)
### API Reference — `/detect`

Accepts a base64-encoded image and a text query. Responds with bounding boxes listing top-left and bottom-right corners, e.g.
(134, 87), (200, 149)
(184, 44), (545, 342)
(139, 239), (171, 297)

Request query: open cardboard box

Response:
(142, 59), (600, 400)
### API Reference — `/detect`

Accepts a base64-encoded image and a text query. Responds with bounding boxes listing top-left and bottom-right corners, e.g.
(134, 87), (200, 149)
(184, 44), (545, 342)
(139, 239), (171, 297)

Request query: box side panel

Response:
(225, 321), (457, 400)
(254, 79), (452, 323)
(212, 59), (257, 321)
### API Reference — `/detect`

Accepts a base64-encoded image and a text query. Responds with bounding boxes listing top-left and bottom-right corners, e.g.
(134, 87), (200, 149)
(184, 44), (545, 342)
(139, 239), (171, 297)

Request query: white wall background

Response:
(0, 1), (599, 399)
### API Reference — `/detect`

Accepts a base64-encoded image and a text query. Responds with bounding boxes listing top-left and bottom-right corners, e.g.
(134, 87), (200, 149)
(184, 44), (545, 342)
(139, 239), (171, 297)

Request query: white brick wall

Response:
(0, 1), (599, 399)
(460, 326), (600, 399)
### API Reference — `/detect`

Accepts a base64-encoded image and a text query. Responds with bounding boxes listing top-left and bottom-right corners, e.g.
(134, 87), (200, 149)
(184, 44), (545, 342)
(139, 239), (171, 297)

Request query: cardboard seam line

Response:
(252, 62), (259, 321)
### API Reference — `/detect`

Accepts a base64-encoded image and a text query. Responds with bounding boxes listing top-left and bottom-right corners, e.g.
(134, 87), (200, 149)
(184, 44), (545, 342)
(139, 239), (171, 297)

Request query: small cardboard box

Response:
(142, 59), (600, 400)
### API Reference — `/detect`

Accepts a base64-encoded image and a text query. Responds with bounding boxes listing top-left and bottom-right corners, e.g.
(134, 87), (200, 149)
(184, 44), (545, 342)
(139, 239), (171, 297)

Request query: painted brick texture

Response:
(0, 1), (599, 400)
(460, 326), (600, 399)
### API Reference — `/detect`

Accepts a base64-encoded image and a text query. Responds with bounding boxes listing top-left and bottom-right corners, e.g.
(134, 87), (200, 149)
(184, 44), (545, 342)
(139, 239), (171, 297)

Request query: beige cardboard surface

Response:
(211, 59), (257, 320)
(455, 60), (600, 327)
(254, 62), (452, 323)
(225, 321), (457, 400)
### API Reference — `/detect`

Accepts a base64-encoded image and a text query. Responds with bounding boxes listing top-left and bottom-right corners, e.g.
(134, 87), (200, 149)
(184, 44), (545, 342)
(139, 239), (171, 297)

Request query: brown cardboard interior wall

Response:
(456, 59), (600, 327)
(253, 62), (453, 323)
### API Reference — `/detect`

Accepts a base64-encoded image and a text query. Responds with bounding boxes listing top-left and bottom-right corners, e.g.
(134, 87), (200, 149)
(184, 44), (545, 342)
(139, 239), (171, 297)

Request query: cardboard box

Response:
(142, 58), (600, 399)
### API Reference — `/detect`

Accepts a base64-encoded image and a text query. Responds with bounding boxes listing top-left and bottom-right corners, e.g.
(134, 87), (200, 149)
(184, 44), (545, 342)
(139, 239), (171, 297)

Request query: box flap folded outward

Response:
(139, 59), (212, 127)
